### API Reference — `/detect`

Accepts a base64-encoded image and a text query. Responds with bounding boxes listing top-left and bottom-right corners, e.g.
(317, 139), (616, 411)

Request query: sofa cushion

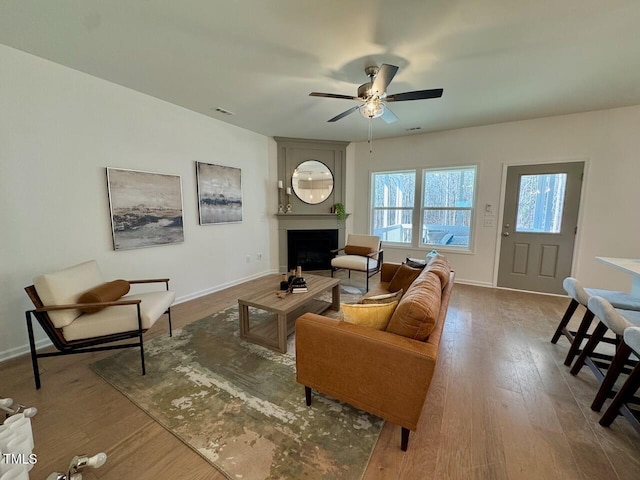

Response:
(388, 264), (422, 294)
(78, 280), (131, 314)
(33, 260), (104, 328)
(62, 290), (175, 341)
(341, 301), (399, 331)
(426, 255), (451, 288)
(344, 245), (374, 256)
(386, 271), (442, 341)
(359, 289), (403, 305)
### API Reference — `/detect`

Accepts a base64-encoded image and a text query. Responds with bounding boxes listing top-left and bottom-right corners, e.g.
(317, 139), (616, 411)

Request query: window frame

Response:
(419, 165), (478, 251)
(369, 169), (417, 246)
(369, 164), (478, 253)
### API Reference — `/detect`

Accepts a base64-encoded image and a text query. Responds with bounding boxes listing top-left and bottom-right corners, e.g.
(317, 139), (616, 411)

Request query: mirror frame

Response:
(292, 160), (334, 205)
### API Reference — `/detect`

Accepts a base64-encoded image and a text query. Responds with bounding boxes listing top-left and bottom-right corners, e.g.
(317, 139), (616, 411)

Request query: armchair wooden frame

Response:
(330, 247), (384, 291)
(24, 279), (172, 390)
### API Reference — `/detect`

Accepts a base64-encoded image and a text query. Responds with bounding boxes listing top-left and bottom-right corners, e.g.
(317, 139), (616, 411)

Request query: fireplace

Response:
(287, 229), (338, 271)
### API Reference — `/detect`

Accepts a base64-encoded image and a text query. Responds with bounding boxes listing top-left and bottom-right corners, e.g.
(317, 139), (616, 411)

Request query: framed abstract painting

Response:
(196, 162), (243, 225)
(106, 168), (184, 250)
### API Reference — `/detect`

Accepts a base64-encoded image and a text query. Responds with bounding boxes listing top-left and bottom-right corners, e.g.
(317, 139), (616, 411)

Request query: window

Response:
(515, 173), (567, 234)
(371, 166), (477, 250)
(371, 170), (416, 244)
(421, 166), (476, 248)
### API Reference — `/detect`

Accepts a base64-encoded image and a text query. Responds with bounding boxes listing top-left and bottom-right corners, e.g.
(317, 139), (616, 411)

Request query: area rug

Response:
(91, 288), (382, 480)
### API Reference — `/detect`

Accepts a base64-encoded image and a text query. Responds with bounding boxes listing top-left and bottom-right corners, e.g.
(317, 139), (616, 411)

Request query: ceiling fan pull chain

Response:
(368, 118), (373, 153)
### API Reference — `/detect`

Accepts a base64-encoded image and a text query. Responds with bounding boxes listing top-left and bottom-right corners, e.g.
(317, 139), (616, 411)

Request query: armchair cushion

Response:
(386, 271), (442, 341)
(388, 264), (422, 294)
(342, 301), (399, 330)
(62, 290), (175, 341)
(331, 256), (379, 272)
(78, 280), (130, 314)
(33, 260), (104, 328)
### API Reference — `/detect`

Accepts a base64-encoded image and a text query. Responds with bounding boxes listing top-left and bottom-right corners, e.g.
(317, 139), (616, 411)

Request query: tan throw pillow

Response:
(78, 280), (130, 314)
(359, 289), (404, 304)
(344, 245), (374, 256)
(386, 272), (442, 341)
(388, 264), (422, 294)
(341, 301), (399, 330)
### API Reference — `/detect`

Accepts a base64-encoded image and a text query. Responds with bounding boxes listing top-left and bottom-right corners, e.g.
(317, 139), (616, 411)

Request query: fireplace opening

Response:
(287, 229), (338, 271)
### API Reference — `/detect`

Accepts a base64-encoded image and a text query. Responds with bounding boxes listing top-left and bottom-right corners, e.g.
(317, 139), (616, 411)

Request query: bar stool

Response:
(596, 326), (640, 434)
(551, 277), (640, 366)
(570, 296), (640, 380)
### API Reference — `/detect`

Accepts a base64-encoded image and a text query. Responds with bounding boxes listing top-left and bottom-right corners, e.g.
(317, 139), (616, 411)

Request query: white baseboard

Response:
(456, 278), (568, 298)
(454, 278), (494, 288)
(0, 269), (279, 364)
(0, 337), (52, 363)
(173, 269), (279, 305)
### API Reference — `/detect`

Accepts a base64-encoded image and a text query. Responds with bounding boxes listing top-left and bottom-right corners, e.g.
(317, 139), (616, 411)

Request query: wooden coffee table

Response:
(238, 274), (341, 353)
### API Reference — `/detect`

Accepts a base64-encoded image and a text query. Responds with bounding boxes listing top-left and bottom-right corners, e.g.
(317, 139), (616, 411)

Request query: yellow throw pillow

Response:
(341, 301), (399, 330)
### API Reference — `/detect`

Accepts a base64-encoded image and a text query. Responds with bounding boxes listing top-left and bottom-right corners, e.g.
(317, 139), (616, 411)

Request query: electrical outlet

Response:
(245, 255), (251, 263)
(484, 217), (495, 227)
(256, 253), (263, 261)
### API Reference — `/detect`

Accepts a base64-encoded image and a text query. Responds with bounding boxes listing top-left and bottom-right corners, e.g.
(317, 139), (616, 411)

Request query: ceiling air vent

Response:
(212, 107), (235, 116)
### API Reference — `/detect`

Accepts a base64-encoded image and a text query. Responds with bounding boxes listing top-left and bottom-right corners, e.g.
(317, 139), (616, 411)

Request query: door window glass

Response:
(515, 173), (567, 233)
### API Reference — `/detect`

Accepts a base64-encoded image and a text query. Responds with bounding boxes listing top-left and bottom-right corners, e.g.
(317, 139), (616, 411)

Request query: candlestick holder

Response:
(285, 193), (292, 214)
(278, 187), (285, 214)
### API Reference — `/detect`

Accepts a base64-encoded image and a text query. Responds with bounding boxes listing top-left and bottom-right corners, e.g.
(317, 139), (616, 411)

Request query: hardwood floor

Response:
(3, 272), (639, 479)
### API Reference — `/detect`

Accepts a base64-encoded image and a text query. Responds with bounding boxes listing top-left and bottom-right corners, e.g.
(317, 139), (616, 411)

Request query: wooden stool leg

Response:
(570, 321), (607, 376)
(552, 299), (579, 344)
(591, 342), (632, 412)
(564, 309), (595, 366)
(599, 363), (640, 427)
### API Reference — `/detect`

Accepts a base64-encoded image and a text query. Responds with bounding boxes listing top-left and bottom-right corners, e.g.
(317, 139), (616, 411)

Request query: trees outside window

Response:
(421, 167), (476, 248)
(370, 166), (477, 250)
(371, 171), (415, 244)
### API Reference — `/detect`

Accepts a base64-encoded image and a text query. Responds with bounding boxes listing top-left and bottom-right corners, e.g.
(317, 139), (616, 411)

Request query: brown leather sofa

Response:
(295, 258), (454, 451)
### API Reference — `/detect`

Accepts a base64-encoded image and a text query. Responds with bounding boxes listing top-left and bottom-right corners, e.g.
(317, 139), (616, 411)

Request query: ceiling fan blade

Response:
(309, 92), (360, 100)
(385, 88), (444, 102)
(328, 105), (360, 122)
(371, 64), (399, 95)
(381, 107), (398, 124)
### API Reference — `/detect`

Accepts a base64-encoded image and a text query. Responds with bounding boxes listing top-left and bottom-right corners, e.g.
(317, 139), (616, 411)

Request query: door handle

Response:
(503, 232), (510, 237)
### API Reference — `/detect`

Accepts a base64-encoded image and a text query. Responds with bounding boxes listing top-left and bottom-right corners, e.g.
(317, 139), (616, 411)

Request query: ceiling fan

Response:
(309, 64), (443, 124)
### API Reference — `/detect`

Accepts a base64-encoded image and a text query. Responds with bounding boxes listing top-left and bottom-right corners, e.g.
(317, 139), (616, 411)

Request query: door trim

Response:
(491, 157), (590, 289)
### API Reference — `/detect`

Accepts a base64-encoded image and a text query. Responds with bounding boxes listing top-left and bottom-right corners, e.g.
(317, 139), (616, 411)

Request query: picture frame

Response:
(196, 161), (243, 225)
(106, 167), (184, 250)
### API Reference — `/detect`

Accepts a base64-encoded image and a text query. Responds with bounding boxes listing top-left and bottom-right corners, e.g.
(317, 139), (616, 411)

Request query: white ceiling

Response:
(2, 0), (640, 142)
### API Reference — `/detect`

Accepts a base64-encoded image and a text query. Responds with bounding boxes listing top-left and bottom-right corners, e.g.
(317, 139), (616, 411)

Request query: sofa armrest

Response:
(295, 313), (438, 430)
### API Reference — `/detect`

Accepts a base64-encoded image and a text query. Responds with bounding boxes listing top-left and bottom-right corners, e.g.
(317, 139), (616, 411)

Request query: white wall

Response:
(0, 45), (278, 360)
(352, 106), (640, 292)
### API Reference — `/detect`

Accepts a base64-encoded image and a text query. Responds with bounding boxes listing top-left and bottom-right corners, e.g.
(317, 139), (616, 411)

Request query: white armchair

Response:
(25, 260), (175, 389)
(330, 234), (383, 291)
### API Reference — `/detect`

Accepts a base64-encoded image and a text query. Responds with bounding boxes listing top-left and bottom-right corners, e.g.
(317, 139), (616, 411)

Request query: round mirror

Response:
(292, 160), (334, 204)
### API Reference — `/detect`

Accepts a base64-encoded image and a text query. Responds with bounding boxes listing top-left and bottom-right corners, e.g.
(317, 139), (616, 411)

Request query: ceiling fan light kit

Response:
(309, 63), (443, 151)
(359, 99), (385, 119)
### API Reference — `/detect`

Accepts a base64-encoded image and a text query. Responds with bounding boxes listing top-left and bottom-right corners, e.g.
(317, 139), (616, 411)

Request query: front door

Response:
(497, 161), (584, 294)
